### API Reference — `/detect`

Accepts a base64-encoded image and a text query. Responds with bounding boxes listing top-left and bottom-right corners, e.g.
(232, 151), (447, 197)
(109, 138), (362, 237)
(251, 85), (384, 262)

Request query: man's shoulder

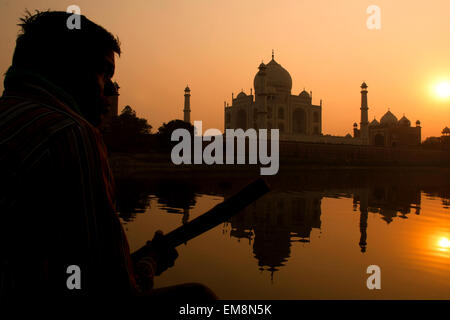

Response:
(0, 94), (94, 139)
(0, 94), (102, 165)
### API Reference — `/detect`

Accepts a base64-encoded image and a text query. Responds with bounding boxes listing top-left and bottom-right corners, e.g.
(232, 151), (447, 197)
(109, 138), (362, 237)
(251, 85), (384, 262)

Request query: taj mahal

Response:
(224, 51), (323, 137)
(219, 52), (421, 147)
(178, 52), (422, 147)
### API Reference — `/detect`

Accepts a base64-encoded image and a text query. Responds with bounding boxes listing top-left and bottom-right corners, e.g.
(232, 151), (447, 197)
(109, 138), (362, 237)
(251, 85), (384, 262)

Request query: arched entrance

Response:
(236, 109), (247, 130)
(374, 133), (385, 146)
(292, 108), (306, 134)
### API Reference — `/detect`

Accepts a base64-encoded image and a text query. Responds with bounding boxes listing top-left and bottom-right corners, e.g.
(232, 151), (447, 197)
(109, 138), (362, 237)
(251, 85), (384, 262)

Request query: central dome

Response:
(380, 110), (398, 126)
(254, 58), (292, 94)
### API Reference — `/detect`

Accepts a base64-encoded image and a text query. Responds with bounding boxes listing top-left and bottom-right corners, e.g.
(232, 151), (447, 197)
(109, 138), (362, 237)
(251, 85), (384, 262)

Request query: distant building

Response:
(222, 53), (422, 147)
(183, 86), (191, 123)
(353, 83), (421, 147)
(224, 51), (322, 136)
(423, 126), (450, 149)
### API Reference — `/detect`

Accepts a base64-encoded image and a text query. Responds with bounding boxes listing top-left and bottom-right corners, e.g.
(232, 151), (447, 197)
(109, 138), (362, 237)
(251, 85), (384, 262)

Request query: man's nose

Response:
(104, 80), (116, 96)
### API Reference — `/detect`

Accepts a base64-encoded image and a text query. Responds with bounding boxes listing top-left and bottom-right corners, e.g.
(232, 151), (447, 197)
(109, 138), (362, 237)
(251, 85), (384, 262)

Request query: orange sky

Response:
(1, 0), (450, 138)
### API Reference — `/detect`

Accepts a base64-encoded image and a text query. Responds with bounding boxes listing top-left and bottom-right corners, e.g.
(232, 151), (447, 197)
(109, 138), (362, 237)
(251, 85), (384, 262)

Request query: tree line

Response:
(102, 105), (194, 153)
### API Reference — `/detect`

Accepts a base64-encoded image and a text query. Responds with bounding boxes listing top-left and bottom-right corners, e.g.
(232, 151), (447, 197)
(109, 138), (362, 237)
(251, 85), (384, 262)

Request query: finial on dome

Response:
(272, 49), (274, 60)
(258, 61), (266, 70)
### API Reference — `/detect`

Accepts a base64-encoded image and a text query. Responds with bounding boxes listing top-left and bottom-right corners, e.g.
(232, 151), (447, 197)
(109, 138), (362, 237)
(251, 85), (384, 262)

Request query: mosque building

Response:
(352, 82), (421, 147)
(224, 51), (323, 137)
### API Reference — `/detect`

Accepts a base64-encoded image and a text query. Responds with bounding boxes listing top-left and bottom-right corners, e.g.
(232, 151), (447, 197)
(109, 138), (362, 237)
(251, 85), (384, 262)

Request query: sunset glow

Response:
(1, 1), (450, 300)
(437, 237), (450, 250)
(435, 82), (450, 99)
(1, 1), (450, 138)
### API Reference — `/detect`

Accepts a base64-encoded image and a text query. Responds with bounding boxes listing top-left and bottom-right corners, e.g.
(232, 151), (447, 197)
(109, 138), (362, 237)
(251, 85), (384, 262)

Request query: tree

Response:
(116, 105), (152, 135)
(104, 106), (153, 152)
(156, 119), (195, 151)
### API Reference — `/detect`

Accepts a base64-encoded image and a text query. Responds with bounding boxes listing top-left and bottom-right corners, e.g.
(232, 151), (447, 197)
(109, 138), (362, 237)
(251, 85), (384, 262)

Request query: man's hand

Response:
(133, 230), (178, 292)
(145, 230), (178, 276)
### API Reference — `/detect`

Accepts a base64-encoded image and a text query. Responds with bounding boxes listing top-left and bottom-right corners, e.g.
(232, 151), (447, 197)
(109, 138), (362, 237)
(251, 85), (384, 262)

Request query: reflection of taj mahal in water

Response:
(228, 191), (322, 279)
(222, 52), (421, 147)
(227, 186), (422, 279)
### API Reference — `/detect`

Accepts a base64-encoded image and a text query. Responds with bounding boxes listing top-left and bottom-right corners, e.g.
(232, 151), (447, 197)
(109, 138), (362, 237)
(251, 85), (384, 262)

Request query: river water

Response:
(117, 168), (450, 299)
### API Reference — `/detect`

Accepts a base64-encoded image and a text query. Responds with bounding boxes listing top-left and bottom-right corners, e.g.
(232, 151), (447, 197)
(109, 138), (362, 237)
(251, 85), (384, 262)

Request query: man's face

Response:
(98, 51), (116, 97)
(75, 50), (116, 127)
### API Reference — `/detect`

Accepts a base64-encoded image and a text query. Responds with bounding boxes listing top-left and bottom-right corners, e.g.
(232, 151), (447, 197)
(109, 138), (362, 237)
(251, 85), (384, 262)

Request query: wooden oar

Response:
(132, 178), (270, 261)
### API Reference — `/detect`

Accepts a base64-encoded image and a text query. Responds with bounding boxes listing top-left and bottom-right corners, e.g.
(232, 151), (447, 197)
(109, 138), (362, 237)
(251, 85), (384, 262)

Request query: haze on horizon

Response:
(1, 0), (449, 139)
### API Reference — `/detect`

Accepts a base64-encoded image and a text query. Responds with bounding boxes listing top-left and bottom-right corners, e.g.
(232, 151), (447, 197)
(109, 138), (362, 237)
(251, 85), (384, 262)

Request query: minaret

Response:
(184, 86), (191, 123)
(360, 82), (369, 144)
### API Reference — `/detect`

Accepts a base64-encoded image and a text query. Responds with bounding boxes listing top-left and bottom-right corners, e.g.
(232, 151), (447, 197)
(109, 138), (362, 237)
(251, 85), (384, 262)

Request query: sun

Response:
(437, 237), (450, 250)
(435, 82), (450, 99)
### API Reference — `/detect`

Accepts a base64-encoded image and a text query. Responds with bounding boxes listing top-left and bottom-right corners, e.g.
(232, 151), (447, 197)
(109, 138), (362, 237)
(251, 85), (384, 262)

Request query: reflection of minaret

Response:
(360, 82), (369, 144)
(184, 86), (191, 123)
(359, 189), (369, 253)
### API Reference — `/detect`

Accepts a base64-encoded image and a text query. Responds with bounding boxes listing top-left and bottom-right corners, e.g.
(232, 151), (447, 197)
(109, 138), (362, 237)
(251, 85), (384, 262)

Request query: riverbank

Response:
(109, 151), (450, 180)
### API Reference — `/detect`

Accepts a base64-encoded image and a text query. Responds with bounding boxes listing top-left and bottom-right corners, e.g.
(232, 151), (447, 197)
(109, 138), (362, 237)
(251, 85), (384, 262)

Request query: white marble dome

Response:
(254, 58), (292, 94)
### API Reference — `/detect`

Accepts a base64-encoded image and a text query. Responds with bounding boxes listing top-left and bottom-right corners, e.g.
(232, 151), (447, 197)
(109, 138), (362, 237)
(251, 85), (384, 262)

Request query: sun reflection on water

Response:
(437, 237), (450, 252)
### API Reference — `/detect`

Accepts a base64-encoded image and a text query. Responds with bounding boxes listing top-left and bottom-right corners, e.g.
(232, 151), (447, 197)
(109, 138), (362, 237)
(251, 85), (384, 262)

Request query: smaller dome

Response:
(184, 86), (190, 92)
(361, 82), (368, 89)
(258, 62), (266, 70)
(370, 118), (379, 126)
(380, 110), (398, 126)
(299, 90), (310, 98)
(353, 122), (358, 127)
(399, 115), (411, 127)
(442, 126), (450, 134)
(416, 120), (421, 126)
(345, 133), (352, 138)
(237, 91), (247, 98)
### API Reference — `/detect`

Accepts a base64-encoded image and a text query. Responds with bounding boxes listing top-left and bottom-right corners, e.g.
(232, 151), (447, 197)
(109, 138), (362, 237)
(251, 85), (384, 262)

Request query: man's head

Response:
(11, 10), (121, 127)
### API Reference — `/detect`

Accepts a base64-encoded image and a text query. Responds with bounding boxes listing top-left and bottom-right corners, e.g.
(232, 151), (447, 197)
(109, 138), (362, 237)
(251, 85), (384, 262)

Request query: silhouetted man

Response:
(0, 11), (215, 298)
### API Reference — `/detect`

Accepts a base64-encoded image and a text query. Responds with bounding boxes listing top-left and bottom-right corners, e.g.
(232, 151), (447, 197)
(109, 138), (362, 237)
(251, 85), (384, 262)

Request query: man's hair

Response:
(12, 10), (121, 76)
